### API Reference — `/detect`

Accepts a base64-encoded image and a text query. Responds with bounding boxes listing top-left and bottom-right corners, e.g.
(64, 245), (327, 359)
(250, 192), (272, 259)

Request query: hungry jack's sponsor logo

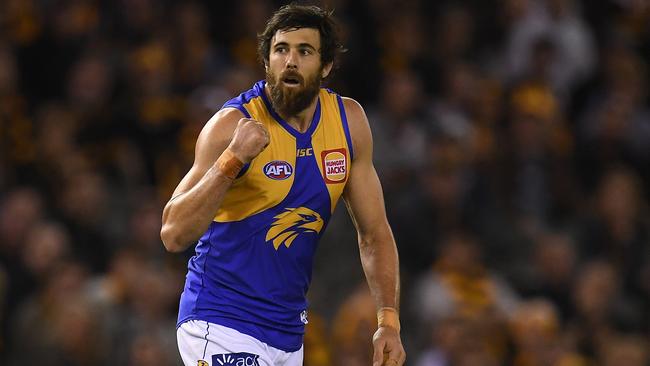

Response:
(321, 148), (347, 183)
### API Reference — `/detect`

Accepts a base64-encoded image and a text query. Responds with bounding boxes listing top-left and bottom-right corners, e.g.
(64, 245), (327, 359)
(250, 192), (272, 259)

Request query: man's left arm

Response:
(342, 97), (406, 366)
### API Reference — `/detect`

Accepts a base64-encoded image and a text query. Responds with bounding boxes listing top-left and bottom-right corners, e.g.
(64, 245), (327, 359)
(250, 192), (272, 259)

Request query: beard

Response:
(266, 67), (322, 118)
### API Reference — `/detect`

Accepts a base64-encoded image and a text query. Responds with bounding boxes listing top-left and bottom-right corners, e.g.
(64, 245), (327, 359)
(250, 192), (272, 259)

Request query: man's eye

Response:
(301, 49), (312, 55)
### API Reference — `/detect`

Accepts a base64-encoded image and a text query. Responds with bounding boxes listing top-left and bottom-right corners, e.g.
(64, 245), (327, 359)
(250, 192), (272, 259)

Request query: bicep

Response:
(169, 108), (243, 199)
(343, 159), (389, 238)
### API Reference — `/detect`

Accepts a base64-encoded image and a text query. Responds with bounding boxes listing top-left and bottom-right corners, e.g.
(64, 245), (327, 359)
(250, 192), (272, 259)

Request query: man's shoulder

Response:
(339, 97), (367, 127)
(340, 96), (364, 113)
(214, 107), (246, 122)
(335, 96), (371, 160)
(197, 108), (244, 145)
(320, 89), (364, 119)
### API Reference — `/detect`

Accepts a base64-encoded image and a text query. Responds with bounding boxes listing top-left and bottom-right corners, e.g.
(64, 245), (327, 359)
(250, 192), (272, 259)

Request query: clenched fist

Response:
(228, 118), (270, 163)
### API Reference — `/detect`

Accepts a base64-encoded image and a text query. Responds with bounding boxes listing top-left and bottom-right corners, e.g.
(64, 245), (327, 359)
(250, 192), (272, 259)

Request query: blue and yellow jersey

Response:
(178, 80), (354, 352)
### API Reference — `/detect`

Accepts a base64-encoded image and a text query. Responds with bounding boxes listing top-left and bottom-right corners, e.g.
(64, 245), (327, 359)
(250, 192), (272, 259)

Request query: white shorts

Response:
(177, 320), (304, 366)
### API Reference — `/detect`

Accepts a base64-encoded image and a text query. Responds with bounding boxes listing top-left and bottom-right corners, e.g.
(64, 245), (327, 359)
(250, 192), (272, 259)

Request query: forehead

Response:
(272, 27), (321, 48)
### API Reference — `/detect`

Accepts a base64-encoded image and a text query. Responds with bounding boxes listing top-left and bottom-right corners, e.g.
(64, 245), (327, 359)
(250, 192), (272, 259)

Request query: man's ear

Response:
(322, 62), (333, 79)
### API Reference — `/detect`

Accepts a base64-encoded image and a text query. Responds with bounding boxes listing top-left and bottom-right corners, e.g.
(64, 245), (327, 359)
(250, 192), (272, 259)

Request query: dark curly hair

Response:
(257, 4), (345, 70)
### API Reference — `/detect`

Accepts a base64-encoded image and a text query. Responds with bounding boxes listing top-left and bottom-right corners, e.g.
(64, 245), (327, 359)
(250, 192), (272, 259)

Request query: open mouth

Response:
(282, 76), (301, 86)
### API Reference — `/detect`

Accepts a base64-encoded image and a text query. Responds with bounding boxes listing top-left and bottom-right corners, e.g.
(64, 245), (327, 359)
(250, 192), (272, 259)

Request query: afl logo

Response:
(321, 148), (347, 183)
(263, 160), (293, 180)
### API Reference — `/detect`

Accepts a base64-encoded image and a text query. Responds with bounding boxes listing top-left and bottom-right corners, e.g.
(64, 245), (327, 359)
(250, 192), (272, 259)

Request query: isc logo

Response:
(263, 161), (293, 180)
(297, 148), (313, 157)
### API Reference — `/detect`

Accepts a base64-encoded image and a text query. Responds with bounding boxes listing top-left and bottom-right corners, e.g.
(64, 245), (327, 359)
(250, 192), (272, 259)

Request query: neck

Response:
(284, 98), (319, 132)
(264, 84), (319, 133)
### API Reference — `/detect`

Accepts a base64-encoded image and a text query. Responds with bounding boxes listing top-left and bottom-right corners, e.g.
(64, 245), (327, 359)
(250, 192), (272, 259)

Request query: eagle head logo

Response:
(265, 207), (324, 250)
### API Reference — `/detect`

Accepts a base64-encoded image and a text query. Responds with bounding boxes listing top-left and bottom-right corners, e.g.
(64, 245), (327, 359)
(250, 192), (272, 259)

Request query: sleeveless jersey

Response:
(177, 80), (354, 352)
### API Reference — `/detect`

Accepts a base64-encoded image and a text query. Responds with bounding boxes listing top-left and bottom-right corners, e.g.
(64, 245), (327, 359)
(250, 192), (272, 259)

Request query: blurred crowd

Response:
(0, 0), (649, 365)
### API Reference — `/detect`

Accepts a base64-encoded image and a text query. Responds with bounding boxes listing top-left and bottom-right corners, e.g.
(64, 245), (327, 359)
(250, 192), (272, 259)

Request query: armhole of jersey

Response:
(336, 95), (355, 160)
(235, 162), (250, 178)
(222, 104), (251, 118)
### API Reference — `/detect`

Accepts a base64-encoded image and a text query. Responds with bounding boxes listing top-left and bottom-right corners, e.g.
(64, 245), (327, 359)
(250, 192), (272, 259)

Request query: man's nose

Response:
(285, 49), (298, 69)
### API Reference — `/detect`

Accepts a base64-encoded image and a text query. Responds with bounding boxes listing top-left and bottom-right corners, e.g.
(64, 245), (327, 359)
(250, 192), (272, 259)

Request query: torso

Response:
(177, 80), (354, 352)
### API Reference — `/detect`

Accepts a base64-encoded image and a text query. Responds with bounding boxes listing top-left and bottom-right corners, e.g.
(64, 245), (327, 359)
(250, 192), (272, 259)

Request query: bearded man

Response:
(161, 5), (405, 366)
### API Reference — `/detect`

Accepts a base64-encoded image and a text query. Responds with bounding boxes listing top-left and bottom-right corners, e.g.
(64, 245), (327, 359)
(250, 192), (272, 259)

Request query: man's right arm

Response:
(160, 108), (269, 252)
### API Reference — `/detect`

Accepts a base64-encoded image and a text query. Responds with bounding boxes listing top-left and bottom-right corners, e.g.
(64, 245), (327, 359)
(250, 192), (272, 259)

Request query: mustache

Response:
(279, 70), (304, 83)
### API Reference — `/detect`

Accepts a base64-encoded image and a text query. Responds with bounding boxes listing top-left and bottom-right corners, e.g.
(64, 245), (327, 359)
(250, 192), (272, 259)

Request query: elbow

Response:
(160, 224), (187, 253)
